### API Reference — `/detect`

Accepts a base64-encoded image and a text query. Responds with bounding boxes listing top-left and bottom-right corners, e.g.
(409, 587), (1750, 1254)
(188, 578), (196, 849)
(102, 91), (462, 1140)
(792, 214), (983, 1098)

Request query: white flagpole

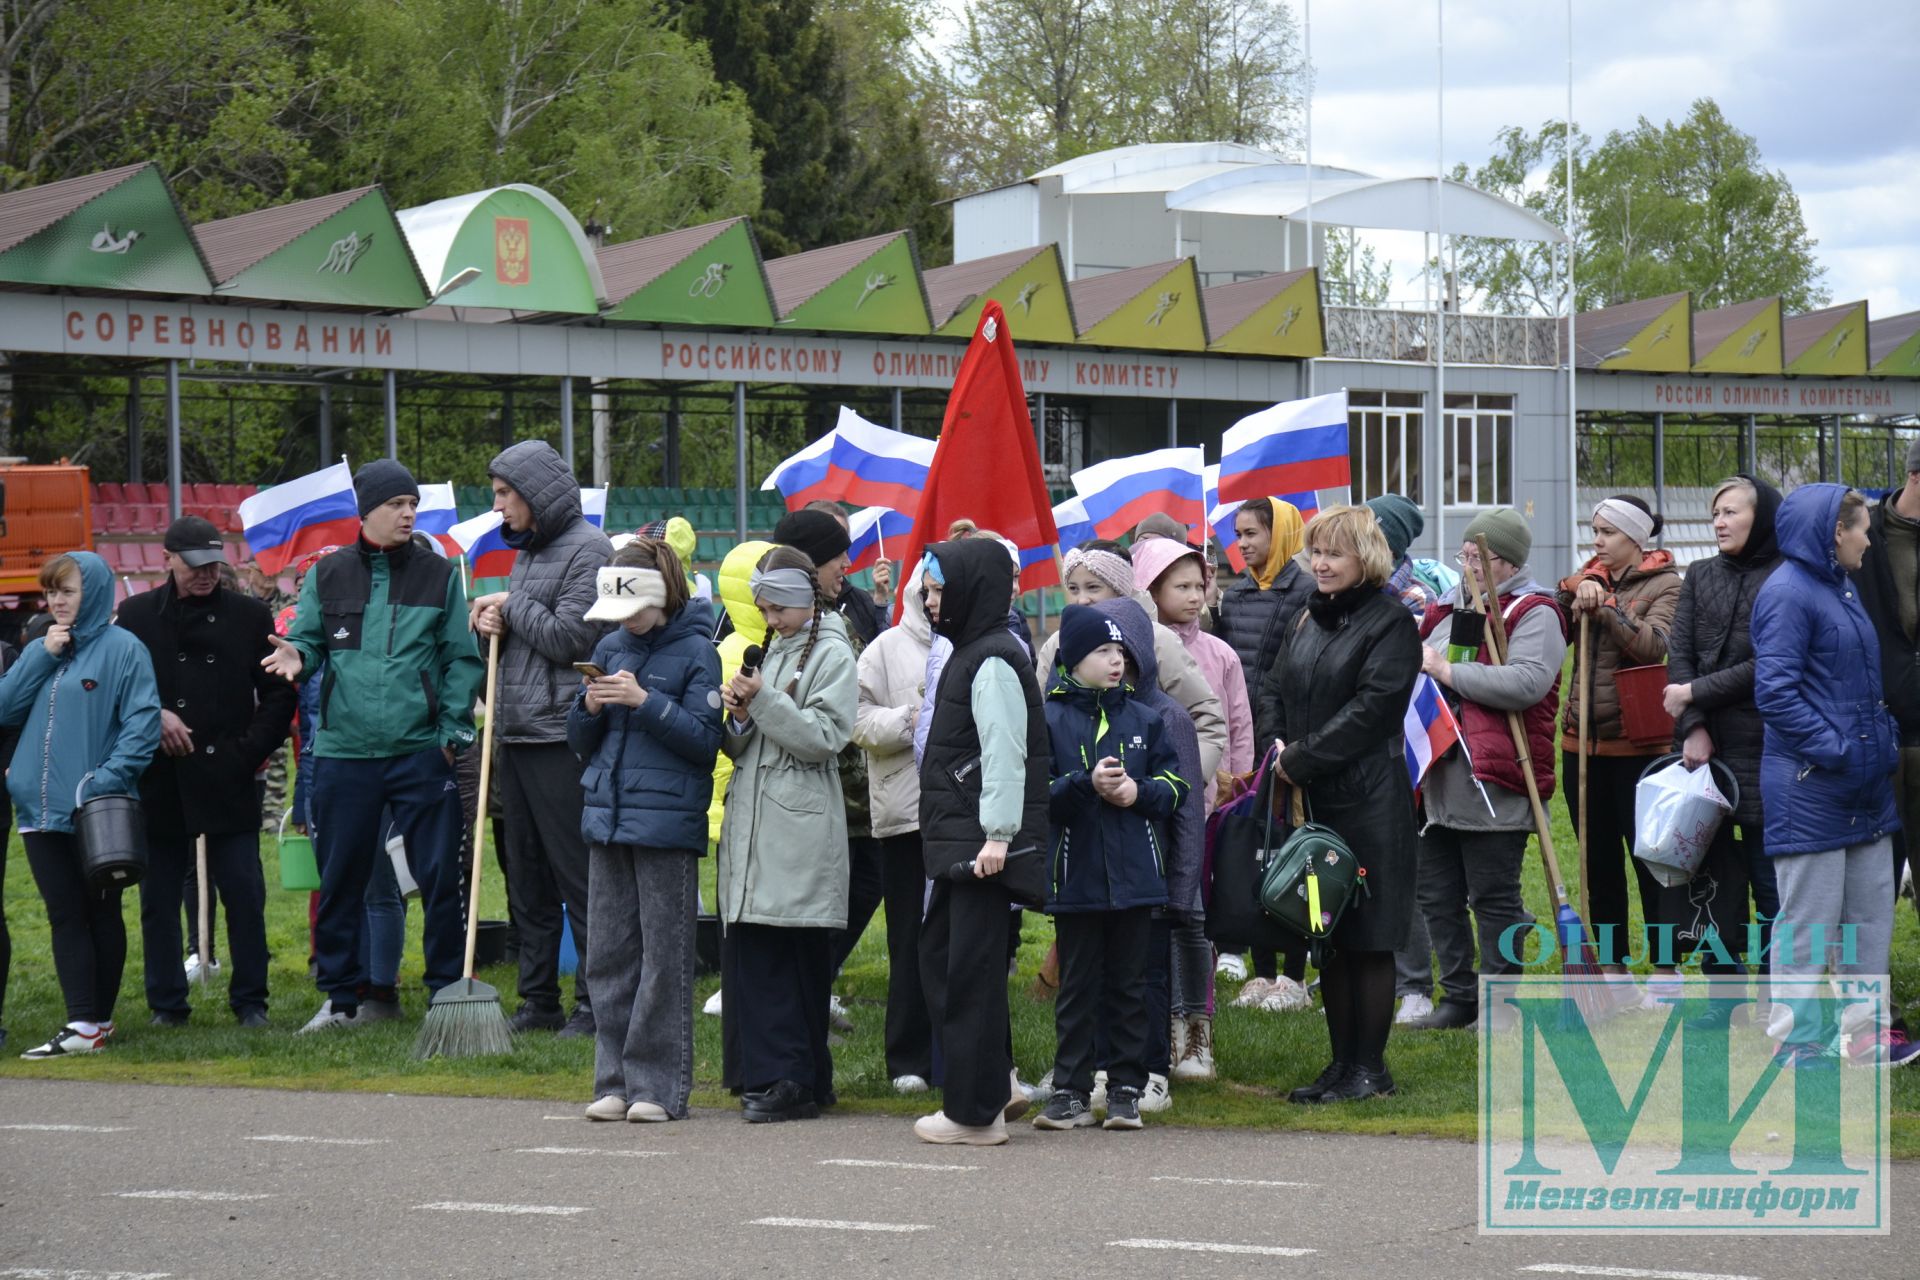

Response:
(1566, 0), (1579, 579)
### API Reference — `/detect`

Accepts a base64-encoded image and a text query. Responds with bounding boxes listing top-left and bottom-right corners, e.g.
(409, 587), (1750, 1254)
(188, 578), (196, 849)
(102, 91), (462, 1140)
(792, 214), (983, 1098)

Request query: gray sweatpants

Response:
(1767, 839), (1894, 1047)
(587, 845), (698, 1117)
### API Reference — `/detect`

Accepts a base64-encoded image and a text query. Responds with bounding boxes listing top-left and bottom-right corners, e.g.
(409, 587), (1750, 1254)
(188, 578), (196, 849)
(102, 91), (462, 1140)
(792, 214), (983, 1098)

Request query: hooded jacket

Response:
(1130, 536), (1255, 802)
(488, 440), (613, 743)
(1557, 546), (1681, 753)
(853, 559), (932, 838)
(115, 576), (297, 836)
(0, 551), (162, 833)
(715, 606), (857, 929)
(567, 601), (723, 853)
(1666, 475), (1782, 826)
(706, 540), (772, 848)
(1752, 483), (1900, 857)
(1034, 611), (1226, 782)
(285, 534), (483, 760)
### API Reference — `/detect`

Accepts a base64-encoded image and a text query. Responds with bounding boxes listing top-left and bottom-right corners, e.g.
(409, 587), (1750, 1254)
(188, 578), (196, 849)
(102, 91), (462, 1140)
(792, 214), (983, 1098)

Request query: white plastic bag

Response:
(1633, 759), (1732, 888)
(384, 829), (421, 900)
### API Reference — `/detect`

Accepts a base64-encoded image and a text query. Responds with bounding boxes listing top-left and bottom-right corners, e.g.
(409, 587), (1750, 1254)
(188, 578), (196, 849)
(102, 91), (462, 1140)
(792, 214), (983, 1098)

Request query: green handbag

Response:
(1256, 784), (1368, 964)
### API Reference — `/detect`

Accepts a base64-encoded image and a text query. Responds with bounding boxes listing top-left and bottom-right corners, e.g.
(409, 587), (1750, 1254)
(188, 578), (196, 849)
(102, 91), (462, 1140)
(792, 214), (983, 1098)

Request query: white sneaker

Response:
(1089, 1069), (1110, 1112)
(1004, 1067), (1031, 1122)
(1259, 976), (1313, 1012)
(1031, 1069), (1055, 1104)
(19, 1025), (108, 1060)
(1395, 993), (1435, 1025)
(827, 994), (854, 1033)
(1216, 953), (1249, 980)
(1172, 1017), (1215, 1080)
(1138, 1072), (1173, 1113)
(892, 1074), (930, 1095)
(1170, 1015), (1188, 1064)
(184, 953), (222, 983)
(585, 1095), (628, 1121)
(701, 989), (723, 1017)
(1230, 977), (1275, 1008)
(626, 1101), (671, 1123)
(295, 999), (368, 1035)
(914, 1110), (1008, 1146)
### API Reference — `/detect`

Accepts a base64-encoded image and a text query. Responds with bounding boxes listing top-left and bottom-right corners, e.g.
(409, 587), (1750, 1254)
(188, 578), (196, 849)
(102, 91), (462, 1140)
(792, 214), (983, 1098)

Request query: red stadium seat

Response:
(131, 504), (167, 533)
(96, 482), (126, 506)
(140, 542), (167, 570)
(93, 503), (127, 534)
(215, 484), (248, 508)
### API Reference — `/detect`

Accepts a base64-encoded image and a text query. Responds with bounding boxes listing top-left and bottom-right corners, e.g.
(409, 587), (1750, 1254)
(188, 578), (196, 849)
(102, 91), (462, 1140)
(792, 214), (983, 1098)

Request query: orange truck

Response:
(0, 461), (93, 608)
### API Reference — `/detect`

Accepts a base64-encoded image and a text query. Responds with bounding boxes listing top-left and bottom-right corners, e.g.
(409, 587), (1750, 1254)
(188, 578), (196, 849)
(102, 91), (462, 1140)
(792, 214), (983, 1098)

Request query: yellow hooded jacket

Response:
(706, 539), (773, 847)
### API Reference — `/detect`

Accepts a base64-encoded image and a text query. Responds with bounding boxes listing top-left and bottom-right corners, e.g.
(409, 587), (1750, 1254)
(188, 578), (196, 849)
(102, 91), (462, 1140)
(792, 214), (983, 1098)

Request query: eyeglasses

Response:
(1453, 550), (1508, 569)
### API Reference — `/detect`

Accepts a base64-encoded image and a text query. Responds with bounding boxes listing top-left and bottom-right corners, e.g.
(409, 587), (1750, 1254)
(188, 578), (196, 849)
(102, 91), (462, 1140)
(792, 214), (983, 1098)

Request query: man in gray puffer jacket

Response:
(471, 441), (612, 1036)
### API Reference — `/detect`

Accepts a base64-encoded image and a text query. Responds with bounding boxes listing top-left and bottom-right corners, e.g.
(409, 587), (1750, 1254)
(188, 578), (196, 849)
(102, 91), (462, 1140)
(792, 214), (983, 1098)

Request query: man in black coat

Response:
(119, 516), (296, 1027)
(1855, 445), (1920, 924)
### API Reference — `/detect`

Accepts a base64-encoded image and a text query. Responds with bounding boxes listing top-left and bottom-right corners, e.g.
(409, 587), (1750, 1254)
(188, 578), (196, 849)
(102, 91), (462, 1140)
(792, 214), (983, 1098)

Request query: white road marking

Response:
(116, 1190), (271, 1203)
(1109, 1238), (1316, 1257)
(247, 1134), (387, 1146)
(1151, 1175), (1316, 1188)
(541, 1115), (579, 1121)
(818, 1158), (978, 1173)
(751, 1217), (932, 1234)
(0, 1270), (171, 1279)
(414, 1201), (589, 1217)
(1519, 1269), (1761, 1280)
(1, 1124), (131, 1133)
(513, 1147), (670, 1158)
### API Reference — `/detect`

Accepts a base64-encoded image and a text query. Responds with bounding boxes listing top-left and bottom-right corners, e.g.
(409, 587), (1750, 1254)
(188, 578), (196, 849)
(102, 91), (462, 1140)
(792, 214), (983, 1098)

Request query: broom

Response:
(414, 629), (513, 1059)
(195, 834), (211, 991)
(1463, 538), (1607, 1015)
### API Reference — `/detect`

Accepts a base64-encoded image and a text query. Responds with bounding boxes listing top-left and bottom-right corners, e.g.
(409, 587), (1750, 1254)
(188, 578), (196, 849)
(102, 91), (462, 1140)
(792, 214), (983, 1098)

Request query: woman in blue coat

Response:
(8, 552), (162, 1060)
(568, 539), (723, 1120)
(1752, 485), (1917, 1067)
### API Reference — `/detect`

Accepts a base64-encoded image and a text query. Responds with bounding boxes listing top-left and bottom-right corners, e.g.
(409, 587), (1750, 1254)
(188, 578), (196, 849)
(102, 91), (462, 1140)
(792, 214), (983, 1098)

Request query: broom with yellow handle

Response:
(414, 630), (512, 1059)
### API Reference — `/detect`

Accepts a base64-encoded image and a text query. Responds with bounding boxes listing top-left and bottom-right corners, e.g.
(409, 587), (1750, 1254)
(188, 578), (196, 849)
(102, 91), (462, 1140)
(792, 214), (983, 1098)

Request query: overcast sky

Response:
(933, 0), (1920, 316)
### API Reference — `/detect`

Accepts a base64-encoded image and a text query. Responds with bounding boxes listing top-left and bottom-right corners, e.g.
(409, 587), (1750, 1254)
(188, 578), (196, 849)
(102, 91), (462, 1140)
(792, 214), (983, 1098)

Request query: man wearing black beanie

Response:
(264, 459), (483, 1033)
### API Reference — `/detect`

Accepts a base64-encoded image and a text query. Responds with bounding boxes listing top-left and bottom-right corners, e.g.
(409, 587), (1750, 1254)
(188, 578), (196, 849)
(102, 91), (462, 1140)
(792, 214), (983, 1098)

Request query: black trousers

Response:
(1416, 825), (1533, 1007)
(1646, 820), (1773, 975)
(1054, 906), (1153, 1096)
(920, 876), (1011, 1127)
(0, 800), (11, 1024)
(877, 832), (932, 1080)
(24, 832), (126, 1024)
(721, 922), (834, 1095)
(829, 835), (885, 976)
(141, 828), (270, 1017)
(1096, 913), (1172, 1075)
(1563, 751), (1665, 965)
(498, 742), (593, 1014)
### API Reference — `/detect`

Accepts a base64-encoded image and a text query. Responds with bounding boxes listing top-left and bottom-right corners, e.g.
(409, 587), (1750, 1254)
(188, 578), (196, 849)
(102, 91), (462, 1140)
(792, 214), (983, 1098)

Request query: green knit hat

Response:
(1462, 506), (1532, 566)
(1365, 494), (1424, 559)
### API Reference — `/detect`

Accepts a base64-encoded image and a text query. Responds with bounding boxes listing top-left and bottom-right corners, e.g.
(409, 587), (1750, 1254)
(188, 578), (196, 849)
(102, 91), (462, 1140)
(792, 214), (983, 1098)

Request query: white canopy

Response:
(1167, 169), (1566, 244)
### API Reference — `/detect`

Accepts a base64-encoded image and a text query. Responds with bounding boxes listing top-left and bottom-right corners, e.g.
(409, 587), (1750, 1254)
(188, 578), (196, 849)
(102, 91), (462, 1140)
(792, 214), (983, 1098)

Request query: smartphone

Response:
(572, 662), (607, 679)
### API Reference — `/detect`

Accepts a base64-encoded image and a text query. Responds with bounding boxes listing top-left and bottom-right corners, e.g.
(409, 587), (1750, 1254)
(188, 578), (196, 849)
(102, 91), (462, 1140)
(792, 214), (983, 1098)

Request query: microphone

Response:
(738, 644), (764, 679)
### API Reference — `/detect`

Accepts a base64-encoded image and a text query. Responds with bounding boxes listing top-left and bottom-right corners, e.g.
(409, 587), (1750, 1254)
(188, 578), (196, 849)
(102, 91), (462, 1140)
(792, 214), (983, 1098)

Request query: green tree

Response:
(1450, 99), (1828, 316)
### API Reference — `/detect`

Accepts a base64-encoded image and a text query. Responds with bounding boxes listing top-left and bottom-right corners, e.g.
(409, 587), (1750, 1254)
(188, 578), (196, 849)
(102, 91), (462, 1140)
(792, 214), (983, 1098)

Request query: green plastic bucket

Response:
(278, 810), (320, 892)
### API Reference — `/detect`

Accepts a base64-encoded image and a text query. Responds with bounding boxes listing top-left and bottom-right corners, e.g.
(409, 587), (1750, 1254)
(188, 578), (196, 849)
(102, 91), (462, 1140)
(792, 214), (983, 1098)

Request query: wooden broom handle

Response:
(461, 630), (501, 980)
(1577, 611), (1593, 927)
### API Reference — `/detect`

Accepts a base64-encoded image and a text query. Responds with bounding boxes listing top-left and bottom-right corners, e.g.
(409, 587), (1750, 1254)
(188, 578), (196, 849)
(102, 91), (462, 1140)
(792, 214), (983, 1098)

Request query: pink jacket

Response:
(1131, 536), (1256, 808)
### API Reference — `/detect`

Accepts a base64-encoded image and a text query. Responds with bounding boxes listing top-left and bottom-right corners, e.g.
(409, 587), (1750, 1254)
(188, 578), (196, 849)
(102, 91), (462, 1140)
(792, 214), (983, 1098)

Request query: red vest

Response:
(1420, 594), (1567, 801)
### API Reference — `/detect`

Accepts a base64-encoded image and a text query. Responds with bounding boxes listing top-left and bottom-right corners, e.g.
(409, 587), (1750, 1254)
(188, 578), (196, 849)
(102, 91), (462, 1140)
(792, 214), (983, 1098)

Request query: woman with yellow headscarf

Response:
(1214, 497), (1314, 1004)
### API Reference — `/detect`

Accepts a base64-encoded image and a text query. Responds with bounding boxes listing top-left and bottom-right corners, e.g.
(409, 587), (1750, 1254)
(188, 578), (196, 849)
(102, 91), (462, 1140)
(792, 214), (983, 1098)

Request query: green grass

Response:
(2, 786), (1917, 1153)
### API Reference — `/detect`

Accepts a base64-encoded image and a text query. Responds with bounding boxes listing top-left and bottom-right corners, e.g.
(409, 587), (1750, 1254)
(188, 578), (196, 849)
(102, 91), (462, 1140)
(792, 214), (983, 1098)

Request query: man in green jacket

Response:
(263, 460), (483, 1032)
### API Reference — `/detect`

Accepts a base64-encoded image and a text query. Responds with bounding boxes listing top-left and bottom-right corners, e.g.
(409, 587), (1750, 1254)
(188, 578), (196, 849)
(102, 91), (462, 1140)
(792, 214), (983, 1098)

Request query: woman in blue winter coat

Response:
(1034, 605), (1188, 1131)
(8, 552), (161, 1060)
(1752, 485), (1918, 1067)
(568, 539), (723, 1120)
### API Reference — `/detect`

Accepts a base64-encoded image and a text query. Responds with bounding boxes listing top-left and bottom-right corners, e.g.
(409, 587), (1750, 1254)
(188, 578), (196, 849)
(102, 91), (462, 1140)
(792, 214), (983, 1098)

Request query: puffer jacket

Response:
(567, 603), (723, 853)
(853, 561), (932, 838)
(1666, 475), (1782, 827)
(488, 440), (613, 742)
(715, 610), (858, 928)
(1558, 549), (1682, 753)
(0, 551), (162, 833)
(1044, 653), (1184, 914)
(1752, 483), (1900, 857)
(706, 540), (772, 848)
(1034, 614), (1226, 781)
(1091, 598), (1204, 913)
(1219, 555), (1315, 709)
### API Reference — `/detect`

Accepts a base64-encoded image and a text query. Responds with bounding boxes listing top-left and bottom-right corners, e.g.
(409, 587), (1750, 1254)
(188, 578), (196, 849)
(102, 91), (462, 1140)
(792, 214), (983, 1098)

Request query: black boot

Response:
(1287, 1061), (1350, 1104)
(742, 1079), (820, 1123)
(1410, 1000), (1477, 1031)
(1320, 1066), (1396, 1102)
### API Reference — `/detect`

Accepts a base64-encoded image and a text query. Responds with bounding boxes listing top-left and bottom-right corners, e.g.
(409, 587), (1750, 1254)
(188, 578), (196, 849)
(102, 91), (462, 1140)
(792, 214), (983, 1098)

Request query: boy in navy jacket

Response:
(1036, 605), (1186, 1131)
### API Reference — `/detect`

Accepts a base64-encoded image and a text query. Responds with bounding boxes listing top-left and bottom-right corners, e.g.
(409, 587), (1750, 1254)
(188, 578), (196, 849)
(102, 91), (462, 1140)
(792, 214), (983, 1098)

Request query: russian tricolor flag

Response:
(451, 488), (606, 580)
(238, 461), (361, 576)
(847, 505), (914, 574)
(761, 431), (836, 509)
(1403, 673), (1462, 788)
(416, 483), (461, 556)
(1070, 447), (1204, 542)
(1051, 496), (1097, 554)
(1217, 391), (1352, 505)
(825, 409), (936, 512)
(1204, 465), (1247, 573)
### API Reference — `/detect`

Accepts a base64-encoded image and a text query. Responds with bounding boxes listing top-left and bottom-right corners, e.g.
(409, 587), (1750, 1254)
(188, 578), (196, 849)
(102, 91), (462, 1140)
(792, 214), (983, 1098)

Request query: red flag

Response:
(892, 301), (1059, 620)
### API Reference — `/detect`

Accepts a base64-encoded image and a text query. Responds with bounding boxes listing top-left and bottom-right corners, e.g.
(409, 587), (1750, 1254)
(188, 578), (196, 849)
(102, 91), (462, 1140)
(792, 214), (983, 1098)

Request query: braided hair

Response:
(756, 543), (832, 693)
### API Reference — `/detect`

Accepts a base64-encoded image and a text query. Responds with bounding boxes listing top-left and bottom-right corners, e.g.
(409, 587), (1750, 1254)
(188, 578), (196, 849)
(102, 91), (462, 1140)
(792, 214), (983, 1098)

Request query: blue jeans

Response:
(361, 822), (405, 991)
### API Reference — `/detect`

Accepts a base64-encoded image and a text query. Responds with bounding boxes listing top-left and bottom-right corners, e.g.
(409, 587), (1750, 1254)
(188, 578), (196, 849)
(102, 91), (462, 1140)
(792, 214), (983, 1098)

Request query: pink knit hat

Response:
(1130, 534), (1209, 594)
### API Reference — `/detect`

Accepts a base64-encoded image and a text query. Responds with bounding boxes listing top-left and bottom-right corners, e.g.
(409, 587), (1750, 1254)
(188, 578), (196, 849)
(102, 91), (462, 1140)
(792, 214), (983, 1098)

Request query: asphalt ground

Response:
(0, 1079), (1908, 1279)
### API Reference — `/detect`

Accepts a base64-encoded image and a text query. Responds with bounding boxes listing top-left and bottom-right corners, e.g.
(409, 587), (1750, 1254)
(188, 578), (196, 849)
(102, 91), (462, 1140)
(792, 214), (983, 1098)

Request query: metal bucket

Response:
(76, 793), (147, 890)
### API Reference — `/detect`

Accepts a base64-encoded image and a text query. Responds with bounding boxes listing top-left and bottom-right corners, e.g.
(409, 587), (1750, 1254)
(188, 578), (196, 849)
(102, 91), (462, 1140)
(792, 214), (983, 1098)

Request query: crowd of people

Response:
(3, 437), (1918, 1145)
